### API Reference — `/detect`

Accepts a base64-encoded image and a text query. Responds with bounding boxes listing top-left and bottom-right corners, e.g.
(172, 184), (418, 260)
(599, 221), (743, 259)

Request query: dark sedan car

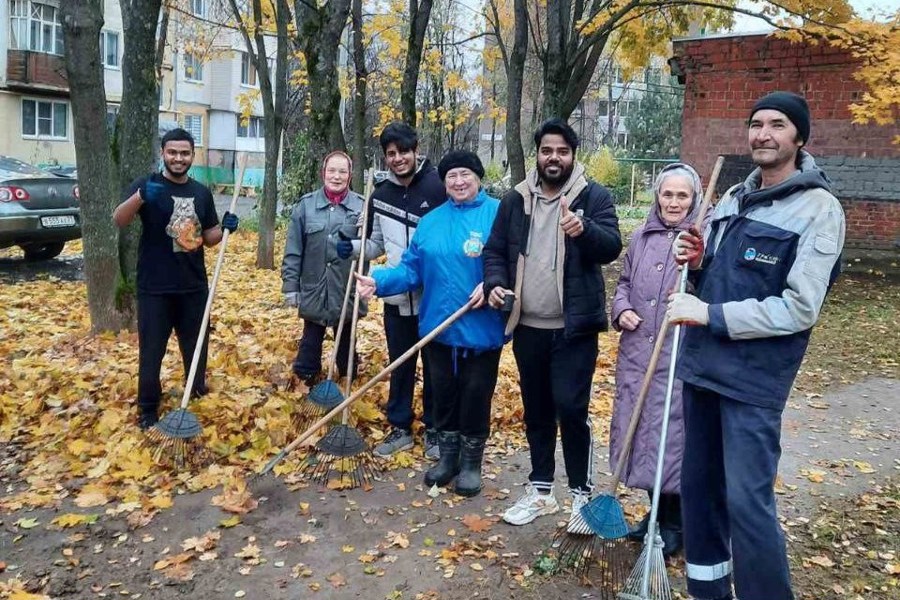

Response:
(0, 155), (81, 261)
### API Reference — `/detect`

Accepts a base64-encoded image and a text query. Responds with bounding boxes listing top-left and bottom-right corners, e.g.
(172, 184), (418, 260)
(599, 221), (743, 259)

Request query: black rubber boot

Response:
(424, 431), (460, 487)
(454, 435), (487, 497)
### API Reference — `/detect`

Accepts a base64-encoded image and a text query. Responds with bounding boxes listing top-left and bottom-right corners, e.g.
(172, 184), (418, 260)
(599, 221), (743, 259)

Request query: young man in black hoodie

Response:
(340, 123), (446, 459)
(670, 92), (845, 600)
(483, 118), (622, 531)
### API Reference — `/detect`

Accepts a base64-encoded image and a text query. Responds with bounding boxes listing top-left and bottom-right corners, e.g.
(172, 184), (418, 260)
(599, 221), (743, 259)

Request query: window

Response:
(236, 115), (264, 139)
(9, 1), (64, 55)
(100, 31), (119, 68)
(241, 53), (258, 87)
(597, 100), (609, 117)
(616, 132), (628, 148)
(191, 0), (205, 16)
(22, 99), (68, 139)
(617, 101), (630, 117)
(184, 52), (204, 81)
(183, 114), (203, 146)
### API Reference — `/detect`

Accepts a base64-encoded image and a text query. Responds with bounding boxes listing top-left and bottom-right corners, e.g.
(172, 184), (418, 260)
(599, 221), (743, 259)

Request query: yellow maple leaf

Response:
(51, 513), (99, 528)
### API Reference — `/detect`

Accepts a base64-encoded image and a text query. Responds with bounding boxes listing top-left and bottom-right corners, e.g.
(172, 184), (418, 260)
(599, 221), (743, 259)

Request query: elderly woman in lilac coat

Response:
(609, 163), (704, 558)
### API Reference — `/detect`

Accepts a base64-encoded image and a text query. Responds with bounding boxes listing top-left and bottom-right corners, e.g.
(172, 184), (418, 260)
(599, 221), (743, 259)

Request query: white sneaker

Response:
(566, 490), (592, 534)
(502, 483), (560, 525)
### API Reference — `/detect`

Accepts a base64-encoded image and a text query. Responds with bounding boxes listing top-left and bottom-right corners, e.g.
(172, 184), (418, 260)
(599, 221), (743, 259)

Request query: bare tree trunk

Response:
(294, 0), (350, 167)
(351, 0), (367, 191)
(400, 0), (434, 126)
(505, 0), (528, 183)
(59, 1), (129, 331)
(119, 0), (163, 320)
(229, 0), (292, 269)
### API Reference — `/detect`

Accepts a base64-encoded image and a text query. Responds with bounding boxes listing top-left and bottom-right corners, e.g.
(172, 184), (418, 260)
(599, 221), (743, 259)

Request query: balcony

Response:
(6, 50), (69, 92)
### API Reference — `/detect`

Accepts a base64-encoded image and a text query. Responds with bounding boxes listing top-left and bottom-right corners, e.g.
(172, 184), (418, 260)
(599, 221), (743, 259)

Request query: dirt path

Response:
(3, 376), (896, 600)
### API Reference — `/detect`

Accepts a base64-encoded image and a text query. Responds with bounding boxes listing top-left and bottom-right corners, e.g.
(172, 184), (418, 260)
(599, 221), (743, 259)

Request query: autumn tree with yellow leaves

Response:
(486, 0), (896, 181)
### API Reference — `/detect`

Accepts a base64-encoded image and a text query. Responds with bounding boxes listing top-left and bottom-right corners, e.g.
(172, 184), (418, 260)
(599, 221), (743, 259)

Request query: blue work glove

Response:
(139, 179), (165, 205)
(222, 211), (239, 233)
(336, 230), (355, 260)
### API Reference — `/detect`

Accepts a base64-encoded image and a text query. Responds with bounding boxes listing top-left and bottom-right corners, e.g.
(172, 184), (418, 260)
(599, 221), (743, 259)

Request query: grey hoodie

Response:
(518, 162), (588, 329)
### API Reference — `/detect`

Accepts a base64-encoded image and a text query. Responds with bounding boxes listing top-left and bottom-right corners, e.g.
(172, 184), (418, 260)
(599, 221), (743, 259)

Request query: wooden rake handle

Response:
(178, 155), (247, 411)
(342, 162), (377, 405)
(606, 155), (725, 494)
(260, 298), (477, 475)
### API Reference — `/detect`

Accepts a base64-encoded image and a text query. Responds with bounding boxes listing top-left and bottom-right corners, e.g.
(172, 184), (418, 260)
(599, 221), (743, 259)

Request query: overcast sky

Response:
(729, 0), (899, 32)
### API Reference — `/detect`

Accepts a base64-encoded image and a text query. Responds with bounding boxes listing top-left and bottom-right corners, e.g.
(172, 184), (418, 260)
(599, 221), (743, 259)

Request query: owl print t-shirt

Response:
(127, 173), (219, 294)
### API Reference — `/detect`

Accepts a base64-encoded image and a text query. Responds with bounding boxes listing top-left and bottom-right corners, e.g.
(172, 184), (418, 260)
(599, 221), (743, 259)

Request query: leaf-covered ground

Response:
(1, 233), (898, 599)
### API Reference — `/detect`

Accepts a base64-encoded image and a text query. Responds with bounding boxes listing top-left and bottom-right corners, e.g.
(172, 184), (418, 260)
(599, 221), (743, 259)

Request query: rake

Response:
(553, 156), (725, 584)
(551, 316), (673, 577)
(618, 157), (725, 600)
(257, 298), (477, 478)
(292, 256), (357, 428)
(145, 156), (247, 468)
(300, 166), (377, 489)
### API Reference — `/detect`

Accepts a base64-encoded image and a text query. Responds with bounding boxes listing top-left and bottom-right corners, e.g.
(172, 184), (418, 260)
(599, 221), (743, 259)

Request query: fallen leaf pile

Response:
(0, 234), (618, 515)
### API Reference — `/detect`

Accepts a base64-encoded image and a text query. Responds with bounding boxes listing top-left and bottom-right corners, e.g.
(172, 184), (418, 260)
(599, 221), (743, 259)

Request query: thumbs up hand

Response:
(559, 195), (584, 238)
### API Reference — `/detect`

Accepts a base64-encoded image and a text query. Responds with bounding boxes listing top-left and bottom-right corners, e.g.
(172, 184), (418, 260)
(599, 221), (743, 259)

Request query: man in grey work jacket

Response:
(668, 91), (846, 600)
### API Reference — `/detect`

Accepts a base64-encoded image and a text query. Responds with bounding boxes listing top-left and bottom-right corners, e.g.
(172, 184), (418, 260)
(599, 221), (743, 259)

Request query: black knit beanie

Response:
(749, 91), (811, 143)
(438, 150), (485, 180)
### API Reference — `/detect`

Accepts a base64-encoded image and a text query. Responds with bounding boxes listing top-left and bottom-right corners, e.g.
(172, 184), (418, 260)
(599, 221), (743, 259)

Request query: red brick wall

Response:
(672, 34), (900, 251)
(841, 199), (900, 250)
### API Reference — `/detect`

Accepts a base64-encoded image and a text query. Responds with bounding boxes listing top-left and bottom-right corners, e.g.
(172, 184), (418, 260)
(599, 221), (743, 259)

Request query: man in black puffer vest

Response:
(483, 118), (622, 531)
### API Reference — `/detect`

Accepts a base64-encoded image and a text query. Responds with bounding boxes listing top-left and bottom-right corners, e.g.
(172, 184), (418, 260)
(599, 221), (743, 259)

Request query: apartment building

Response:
(0, 0), (272, 187)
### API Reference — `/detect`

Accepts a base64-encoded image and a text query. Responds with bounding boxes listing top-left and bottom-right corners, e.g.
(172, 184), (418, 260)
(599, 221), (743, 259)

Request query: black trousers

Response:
(423, 342), (502, 438)
(137, 290), (209, 415)
(292, 319), (355, 380)
(512, 326), (598, 493)
(383, 304), (433, 430)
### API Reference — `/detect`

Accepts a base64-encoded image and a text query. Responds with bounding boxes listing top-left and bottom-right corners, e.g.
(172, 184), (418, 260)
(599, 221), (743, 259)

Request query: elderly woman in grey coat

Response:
(281, 151), (365, 383)
(608, 163), (704, 558)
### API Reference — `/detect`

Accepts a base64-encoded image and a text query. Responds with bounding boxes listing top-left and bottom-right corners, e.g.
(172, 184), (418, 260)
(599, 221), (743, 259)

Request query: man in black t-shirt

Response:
(113, 128), (239, 429)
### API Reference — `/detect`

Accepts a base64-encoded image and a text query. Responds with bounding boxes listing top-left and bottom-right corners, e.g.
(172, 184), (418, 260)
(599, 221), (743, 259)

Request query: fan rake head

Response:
(548, 529), (637, 598)
(143, 408), (210, 468)
(617, 533), (671, 600)
(293, 380), (344, 430)
(300, 424), (380, 489)
(581, 494), (630, 540)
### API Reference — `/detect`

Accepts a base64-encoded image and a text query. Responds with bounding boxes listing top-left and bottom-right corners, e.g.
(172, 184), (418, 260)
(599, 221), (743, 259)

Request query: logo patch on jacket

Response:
(463, 231), (483, 257)
(744, 247), (781, 265)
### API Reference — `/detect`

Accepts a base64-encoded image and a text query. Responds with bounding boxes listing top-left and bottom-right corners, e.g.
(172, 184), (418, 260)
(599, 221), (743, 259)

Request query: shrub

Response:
(582, 147), (633, 204)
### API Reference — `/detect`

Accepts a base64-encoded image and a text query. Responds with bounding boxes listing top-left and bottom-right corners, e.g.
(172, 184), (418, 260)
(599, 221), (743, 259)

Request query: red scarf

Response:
(323, 187), (348, 205)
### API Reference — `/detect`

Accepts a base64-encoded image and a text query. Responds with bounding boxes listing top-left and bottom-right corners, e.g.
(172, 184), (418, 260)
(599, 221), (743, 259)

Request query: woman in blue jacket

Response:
(356, 151), (506, 497)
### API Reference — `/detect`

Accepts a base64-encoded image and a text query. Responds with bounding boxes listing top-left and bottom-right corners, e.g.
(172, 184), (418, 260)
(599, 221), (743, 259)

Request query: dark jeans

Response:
(137, 290), (209, 416)
(383, 304), (433, 430)
(512, 326), (598, 493)
(292, 319), (355, 380)
(681, 383), (793, 600)
(423, 342), (502, 438)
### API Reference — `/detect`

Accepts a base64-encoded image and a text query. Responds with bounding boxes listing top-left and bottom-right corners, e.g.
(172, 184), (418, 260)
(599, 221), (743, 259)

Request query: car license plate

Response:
(41, 215), (76, 228)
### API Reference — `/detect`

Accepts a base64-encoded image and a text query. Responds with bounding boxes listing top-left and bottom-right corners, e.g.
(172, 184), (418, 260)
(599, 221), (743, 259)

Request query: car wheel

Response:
(21, 241), (65, 261)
